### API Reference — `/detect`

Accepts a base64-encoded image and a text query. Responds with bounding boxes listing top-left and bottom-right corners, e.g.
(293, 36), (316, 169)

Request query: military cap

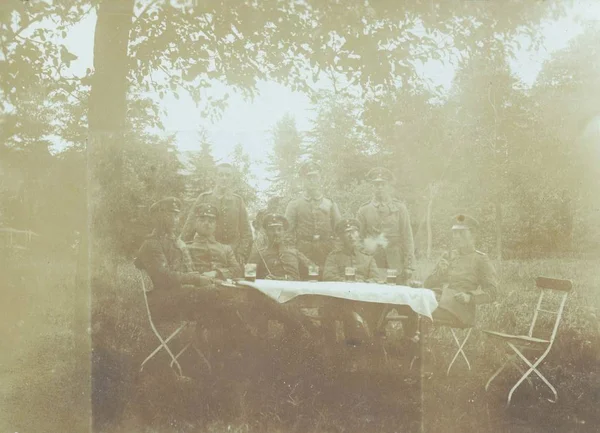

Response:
(196, 203), (219, 219)
(149, 197), (181, 215)
(452, 214), (480, 231)
(335, 218), (360, 235)
(299, 160), (322, 177)
(262, 213), (289, 230)
(366, 167), (395, 183)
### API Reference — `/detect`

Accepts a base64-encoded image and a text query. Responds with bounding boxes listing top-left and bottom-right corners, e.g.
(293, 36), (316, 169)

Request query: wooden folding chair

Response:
(135, 265), (211, 379)
(483, 276), (572, 406)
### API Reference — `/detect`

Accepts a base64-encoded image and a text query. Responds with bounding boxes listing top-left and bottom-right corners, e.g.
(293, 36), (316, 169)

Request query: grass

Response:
(2, 249), (600, 433)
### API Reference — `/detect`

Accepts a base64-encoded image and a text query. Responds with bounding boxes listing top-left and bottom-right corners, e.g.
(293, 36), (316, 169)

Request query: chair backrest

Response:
(528, 276), (573, 342)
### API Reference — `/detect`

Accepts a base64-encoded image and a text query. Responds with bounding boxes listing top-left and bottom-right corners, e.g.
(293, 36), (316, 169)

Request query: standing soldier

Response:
(181, 163), (253, 266)
(284, 161), (342, 276)
(357, 167), (418, 341)
(357, 167), (416, 281)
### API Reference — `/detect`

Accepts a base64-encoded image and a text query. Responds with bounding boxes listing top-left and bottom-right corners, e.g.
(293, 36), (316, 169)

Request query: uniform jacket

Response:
(187, 233), (242, 279)
(357, 198), (415, 273)
(323, 247), (379, 282)
(424, 249), (498, 326)
(248, 245), (315, 280)
(136, 230), (199, 291)
(285, 193), (342, 267)
(181, 190), (253, 264)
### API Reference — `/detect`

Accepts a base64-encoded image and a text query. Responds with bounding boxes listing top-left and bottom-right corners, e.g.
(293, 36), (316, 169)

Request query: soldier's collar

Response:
(212, 187), (233, 199)
(303, 192), (323, 201)
(371, 197), (399, 210)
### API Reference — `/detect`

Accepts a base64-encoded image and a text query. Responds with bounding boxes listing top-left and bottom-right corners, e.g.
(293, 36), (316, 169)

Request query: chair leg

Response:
(447, 328), (472, 375)
(485, 360), (509, 392)
(510, 359), (534, 388)
(193, 344), (212, 373)
(507, 343), (557, 405)
(140, 324), (187, 373)
(170, 342), (191, 368)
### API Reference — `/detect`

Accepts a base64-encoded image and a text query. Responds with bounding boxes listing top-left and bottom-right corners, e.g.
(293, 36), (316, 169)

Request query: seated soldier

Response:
(134, 197), (218, 323)
(323, 218), (380, 346)
(323, 218), (379, 282)
(187, 203), (242, 280)
(424, 214), (498, 327)
(249, 213), (315, 280)
(244, 213), (319, 339)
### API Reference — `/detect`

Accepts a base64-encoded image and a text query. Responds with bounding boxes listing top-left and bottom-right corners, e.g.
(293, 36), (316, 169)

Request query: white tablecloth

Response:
(235, 279), (438, 319)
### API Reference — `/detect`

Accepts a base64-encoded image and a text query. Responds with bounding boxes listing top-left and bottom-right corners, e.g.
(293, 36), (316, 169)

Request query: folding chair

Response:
(412, 286), (475, 375)
(483, 276), (573, 406)
(435, 320), (473, 375)
(135, 265), (211, 379)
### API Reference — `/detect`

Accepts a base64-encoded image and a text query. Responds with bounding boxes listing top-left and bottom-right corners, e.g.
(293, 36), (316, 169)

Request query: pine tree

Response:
(267, 113), (304, 199)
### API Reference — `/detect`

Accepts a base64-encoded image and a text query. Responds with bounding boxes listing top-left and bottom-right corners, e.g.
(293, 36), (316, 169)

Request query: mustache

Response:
(363, 233), (388, 254)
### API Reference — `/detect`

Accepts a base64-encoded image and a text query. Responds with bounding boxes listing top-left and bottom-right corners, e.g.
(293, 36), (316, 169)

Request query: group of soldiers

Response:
(135, 160), (498, 357)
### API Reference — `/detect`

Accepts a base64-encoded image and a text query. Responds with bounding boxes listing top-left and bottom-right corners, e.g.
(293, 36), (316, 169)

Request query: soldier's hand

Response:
(454, 292), (472, 304)
(402, 270), (413, 283)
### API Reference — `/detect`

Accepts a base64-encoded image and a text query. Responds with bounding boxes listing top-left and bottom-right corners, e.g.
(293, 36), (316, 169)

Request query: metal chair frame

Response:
(136, 267), (211, 378)
(483, 276), (572, 406)
(445, 325), (473, 375)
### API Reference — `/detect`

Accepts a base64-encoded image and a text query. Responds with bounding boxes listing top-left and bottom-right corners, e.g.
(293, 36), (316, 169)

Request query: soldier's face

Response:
(161, 212), (179, 233)
(266, 225), (284, 245)
(372, 181), (389, 197)
(452, 229), (474, 251)
(342, 229), (360, 249)
(196, 216), (216, 236)
(216, 166), (234, 189)
(303, 173), (321, 191)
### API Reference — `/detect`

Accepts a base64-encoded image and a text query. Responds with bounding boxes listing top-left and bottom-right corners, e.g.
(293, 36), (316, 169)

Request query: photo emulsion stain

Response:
(1, 0), (600, 432)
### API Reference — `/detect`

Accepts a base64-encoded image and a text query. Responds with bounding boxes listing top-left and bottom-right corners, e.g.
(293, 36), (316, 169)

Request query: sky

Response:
(61, 1), (600, 193)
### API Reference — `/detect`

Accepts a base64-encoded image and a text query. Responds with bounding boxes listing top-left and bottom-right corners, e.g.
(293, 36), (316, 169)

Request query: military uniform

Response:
(181, 190), (253, 264)
(285, 162), (341, 272)
(357, 167), (415, 279)
(250, 246), (314, 280)
(322, 219), (381, 344)
(188, 234), (242, 279)
(248, 214), (314, 280)
(136, 230), (197, 292)
(424, 215), (498, 327)
(135, 198), (218, 324)
(323, 246), (379, 282)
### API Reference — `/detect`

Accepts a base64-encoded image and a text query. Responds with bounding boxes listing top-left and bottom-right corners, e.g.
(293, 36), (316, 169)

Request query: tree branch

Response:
(132, 0), (160, 27)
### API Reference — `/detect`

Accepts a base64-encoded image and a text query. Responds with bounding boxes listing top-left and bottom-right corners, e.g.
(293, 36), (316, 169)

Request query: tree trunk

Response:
(86, 0), (135, 425)
(80, 0), (135, 419)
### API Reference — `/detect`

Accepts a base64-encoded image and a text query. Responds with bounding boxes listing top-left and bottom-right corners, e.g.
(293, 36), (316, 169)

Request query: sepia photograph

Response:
(1, 0), (599, 432)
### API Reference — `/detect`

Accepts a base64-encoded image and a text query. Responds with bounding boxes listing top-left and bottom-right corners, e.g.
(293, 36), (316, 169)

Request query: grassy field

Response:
(1, 250), (599, 433)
